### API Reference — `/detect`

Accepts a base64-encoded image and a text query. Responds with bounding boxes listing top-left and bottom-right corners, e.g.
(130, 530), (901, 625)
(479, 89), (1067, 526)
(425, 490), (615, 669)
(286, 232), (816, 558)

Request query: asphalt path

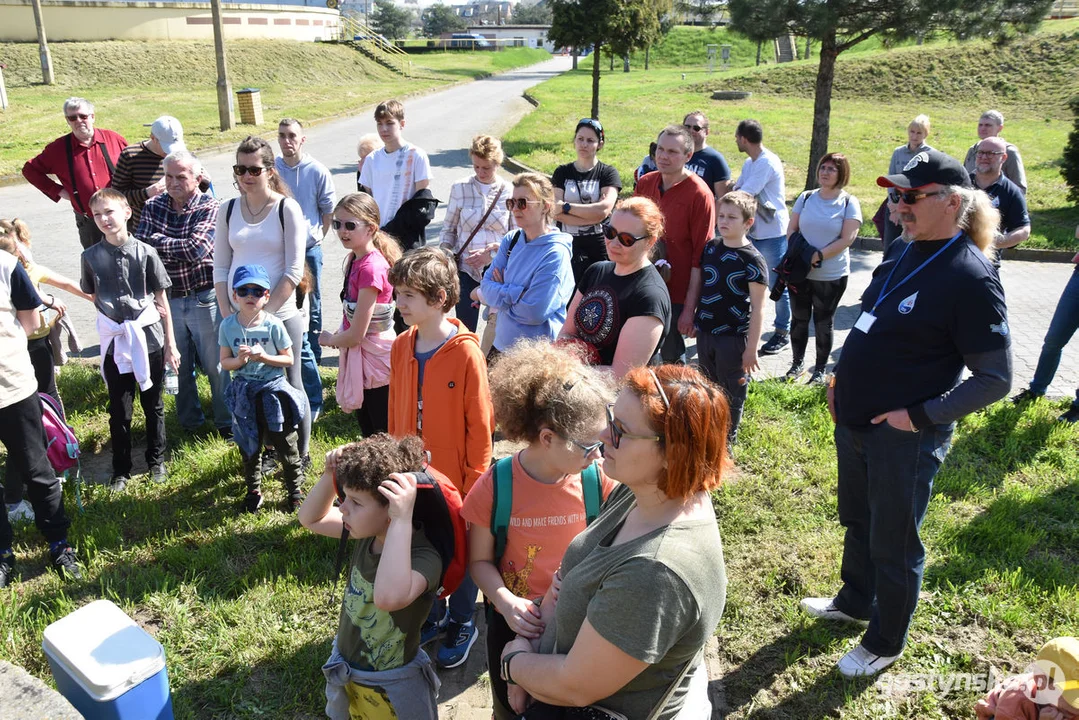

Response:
(2, 55), (574, 354)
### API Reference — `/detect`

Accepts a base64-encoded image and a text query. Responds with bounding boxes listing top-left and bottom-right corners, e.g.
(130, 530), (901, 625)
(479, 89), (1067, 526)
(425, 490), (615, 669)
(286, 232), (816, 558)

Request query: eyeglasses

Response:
(887, 189), (950, 205)
(684, 123), (707, 133)
(505, 198), (542, 211)
(603, 224), (650, 247)
(233, 165), (267, 177)
(332, 219), (364, 231)
(606, 404), (662, 450)
(975, 150), (1005, 157)
(235, 285), (269, 298)
(66, 113), (91, 122)
(570, 439), (604, 458)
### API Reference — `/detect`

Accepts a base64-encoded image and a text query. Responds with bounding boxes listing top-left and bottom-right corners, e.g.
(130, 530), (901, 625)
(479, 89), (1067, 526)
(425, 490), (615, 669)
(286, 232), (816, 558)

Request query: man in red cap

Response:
(800, 149), (1013, 678)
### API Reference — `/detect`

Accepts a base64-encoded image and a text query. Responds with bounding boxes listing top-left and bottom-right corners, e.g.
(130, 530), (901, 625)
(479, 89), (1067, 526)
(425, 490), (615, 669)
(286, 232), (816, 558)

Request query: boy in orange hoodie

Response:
(388, 246), (493, 669)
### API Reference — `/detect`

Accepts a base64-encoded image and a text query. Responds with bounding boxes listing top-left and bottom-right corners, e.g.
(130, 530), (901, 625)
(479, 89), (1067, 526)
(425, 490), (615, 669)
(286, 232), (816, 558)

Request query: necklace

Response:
(243, 194), (274, 218)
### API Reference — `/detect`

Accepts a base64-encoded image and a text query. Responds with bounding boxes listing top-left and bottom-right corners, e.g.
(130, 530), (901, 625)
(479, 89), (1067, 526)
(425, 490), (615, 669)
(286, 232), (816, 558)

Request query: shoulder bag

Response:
(454, 183), (506, 265)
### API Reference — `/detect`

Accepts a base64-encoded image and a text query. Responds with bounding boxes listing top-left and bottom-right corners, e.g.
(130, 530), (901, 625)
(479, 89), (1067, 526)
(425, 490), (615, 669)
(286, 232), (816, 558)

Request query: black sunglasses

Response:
(505, 198), (542, 211)
(332, 219), (364, 231)
(66, 113), (91, 122)
(235, 285), (269, 298)
(576, 118), (605, 143)
(233, 165), (267, 177)
(887, 188), (949, 205)
(684, 123), (707, 132)
(603, 224), (650, 247)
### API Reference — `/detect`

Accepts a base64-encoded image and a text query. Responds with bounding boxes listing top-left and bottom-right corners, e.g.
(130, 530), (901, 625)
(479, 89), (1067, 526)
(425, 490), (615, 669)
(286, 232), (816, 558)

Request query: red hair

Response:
(623, 365), (729, 499)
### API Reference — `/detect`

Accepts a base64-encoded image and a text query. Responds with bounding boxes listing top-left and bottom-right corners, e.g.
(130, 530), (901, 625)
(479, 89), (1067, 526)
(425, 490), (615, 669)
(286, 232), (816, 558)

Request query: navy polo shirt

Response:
(834, 234), (1010, 427)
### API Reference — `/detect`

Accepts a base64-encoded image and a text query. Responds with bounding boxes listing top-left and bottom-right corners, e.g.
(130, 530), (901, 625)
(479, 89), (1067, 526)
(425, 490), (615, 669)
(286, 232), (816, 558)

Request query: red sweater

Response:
(22, 129), (128, 216)
(635, 171), (715, 304)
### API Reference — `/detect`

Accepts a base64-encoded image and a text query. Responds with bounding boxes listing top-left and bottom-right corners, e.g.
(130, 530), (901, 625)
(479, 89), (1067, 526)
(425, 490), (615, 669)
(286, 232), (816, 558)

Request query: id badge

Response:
(854, 312), (877, 333)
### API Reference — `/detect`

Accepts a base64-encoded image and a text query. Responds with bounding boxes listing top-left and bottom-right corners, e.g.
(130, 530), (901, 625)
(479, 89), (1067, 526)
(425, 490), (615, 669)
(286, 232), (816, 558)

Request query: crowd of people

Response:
(1, 93), (1077, 719)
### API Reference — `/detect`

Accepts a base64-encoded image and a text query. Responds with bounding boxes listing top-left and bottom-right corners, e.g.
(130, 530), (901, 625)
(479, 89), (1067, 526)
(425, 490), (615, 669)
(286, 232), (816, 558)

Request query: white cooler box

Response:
(42, 599), (174, 720)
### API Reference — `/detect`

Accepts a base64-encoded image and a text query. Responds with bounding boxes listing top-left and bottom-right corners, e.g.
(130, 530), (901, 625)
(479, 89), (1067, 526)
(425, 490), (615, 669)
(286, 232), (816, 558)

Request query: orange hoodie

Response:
(388, 318), (494, 493)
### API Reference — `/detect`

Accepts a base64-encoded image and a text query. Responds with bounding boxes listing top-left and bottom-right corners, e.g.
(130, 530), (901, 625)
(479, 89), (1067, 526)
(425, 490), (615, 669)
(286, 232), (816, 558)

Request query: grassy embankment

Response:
(0, 41), (549, 177)
(506, 20), (1079, 249)
(0, 365), (1074, 719)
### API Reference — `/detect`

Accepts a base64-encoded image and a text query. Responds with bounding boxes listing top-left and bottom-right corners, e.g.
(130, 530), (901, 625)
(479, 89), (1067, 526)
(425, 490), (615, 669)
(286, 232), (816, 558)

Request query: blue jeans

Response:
(427, 570), (478, 625)
(751, 235), (791, 333)
(456, 271), (481, 333)
(171, 289), (231, 431)
(305, 244), (324, 365)
(299, 331), (323, 420)
(833, 421), (953, 657)
(1030, 266), (1079, 399)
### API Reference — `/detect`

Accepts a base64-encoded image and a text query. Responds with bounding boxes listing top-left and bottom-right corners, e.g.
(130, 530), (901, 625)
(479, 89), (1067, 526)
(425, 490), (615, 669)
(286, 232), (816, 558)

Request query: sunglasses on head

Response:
(233, 165), (267, 177)
(603, 224), (650, 247)
(332, 219), (365, 231)
(66, 113), (91, 122)
(887, 188), (949, 205)
(505, 198), (542, 211)
(684, 123), (707, 132)
(235, 285), (269, 298)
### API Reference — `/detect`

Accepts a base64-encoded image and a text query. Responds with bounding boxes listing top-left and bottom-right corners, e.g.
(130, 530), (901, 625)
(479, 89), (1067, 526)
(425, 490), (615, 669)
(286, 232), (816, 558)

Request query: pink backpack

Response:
(40, 393), (79, 475)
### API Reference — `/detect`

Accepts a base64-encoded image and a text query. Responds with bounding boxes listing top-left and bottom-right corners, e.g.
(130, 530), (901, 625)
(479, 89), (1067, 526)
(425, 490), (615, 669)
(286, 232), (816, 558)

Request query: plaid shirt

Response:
(136, 190), (218, 294)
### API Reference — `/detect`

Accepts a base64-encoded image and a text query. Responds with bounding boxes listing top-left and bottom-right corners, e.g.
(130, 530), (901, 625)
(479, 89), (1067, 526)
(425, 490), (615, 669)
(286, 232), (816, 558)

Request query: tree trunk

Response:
(591, 43), (601, 119)
(755, 39), (762, 66)
(572, 51), (578, 70)
(609, 52), (614, 71)
(645, 45), (650, 70)
(805, 31), (838, 192)
(804, 37), (811, 59)
(623, 54), (630, 73)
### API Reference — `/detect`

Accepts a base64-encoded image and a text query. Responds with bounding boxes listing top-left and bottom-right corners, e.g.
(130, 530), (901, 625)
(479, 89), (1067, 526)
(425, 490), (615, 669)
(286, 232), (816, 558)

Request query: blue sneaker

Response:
(420, 608), (448, 646)
(436, 620), (478, 669)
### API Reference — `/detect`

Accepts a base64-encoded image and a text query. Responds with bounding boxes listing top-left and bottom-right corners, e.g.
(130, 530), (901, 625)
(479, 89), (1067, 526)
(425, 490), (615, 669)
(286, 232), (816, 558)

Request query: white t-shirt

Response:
(733, 146), (789, 240)
(791, 189), (862, 281)
(358, 144), (432, 225)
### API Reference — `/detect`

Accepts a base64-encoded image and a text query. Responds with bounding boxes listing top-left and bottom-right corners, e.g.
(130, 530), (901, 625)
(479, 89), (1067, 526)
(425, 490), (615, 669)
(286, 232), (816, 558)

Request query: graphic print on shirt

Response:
(343, 565), (407, 671)
(898, 291), (918, 315)
(345, 682), (398, 720)
(502, 544), (541, 597)
(574, 285), (620, 349)
(698, 246), (765, 334)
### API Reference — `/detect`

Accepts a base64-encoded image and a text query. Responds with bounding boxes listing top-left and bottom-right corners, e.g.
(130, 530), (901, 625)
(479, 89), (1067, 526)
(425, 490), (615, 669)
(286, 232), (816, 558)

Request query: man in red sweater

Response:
(634, 125), (716, 363)
(22, 97), (127, 249)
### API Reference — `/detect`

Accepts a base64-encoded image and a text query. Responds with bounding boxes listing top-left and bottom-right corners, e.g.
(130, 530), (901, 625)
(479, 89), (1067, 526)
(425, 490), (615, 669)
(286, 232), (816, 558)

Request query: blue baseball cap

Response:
(232, 264), (271, 290)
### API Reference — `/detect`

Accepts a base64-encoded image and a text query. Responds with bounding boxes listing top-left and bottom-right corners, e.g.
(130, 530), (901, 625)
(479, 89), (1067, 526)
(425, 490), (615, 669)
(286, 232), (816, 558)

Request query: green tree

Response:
(1063, 96), (1079, 204)
(728, 0), (1054, 191)
(676, 0), (723, 25)
(548, 0), (672, 119)
(423, 3), (467, 36)
(371, 0), (413, 40)
(514, 2), (554, 24)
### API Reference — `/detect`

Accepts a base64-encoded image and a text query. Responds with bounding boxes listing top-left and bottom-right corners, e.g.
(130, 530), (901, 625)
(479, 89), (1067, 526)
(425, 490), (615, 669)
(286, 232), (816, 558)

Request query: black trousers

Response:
(695, 332), (748, 445)
(356, 384), (389, 438)
(484, 602), (518, 720)
(789, 276), (848, 369)
(0, 392), (71, 549)
(5, 336), (60, 507)
(75, 213), (104, 250)
(570, 233), (608, 287)
(103, 348), (166, 476)
(241, 399), (301, 498)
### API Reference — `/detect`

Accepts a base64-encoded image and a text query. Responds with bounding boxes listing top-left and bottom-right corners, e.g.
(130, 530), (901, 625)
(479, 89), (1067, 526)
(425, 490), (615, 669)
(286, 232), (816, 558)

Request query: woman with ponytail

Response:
(319, 193), (400, 436)
(215, 136), (312, 459)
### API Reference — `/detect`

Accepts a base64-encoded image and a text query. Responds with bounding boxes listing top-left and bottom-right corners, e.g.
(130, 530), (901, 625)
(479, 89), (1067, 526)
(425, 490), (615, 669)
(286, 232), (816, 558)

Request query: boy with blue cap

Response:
(219, 264), (307, 513)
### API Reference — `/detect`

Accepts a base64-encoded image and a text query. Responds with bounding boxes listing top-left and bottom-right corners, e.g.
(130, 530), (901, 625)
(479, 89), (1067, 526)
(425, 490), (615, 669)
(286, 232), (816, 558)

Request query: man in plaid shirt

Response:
(136, 150), (232, 437)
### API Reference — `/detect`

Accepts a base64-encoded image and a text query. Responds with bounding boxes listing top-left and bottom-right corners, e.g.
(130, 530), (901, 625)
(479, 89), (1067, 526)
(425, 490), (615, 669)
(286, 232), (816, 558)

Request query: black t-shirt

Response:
(834, 234), (1010, 427)
(552, 161), (622, 237)
(694, 240), (769, 336)
(573, 261), (671, 366)
(10, 262), (43, 310)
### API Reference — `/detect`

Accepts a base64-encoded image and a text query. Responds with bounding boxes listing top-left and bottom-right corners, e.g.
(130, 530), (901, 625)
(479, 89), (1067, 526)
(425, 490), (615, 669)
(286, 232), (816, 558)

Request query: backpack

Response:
(330, 465), (468, 604)
(40, 393), (79, 476)
(490, 456), (602, 566)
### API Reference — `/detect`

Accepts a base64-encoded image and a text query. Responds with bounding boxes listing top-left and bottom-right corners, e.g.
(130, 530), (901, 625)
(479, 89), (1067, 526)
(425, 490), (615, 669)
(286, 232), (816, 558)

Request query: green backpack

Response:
(490, 456), (603, 566)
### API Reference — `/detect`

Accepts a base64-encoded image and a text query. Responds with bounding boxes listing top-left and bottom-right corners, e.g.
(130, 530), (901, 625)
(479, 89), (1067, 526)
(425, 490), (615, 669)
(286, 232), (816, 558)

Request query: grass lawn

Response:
(0, 40), (549, 178)
(0, 364), (1076, 718)
(505, 20), (1079, 250)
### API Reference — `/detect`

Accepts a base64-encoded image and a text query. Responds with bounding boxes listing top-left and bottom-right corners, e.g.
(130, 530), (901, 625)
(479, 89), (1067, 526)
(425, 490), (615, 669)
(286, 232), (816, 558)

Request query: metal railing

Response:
(338, 13), (412, 75)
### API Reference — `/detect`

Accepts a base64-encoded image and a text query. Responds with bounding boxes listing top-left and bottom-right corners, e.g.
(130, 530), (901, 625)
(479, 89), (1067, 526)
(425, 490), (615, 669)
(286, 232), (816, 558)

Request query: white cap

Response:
(145, 116), (186, 155)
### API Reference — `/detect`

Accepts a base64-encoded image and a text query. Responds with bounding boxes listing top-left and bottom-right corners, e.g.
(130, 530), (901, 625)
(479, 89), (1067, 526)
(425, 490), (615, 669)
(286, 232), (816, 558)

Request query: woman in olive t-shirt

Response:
(499, 365), (728, 720)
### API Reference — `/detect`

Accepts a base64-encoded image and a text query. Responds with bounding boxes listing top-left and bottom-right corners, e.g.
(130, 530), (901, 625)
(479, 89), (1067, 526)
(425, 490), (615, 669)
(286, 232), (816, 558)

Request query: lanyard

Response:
(872, 232), (962, 313)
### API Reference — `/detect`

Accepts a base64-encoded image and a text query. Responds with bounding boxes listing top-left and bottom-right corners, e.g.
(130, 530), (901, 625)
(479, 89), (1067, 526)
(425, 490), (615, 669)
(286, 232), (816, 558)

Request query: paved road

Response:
(5, 52), (1077, 399)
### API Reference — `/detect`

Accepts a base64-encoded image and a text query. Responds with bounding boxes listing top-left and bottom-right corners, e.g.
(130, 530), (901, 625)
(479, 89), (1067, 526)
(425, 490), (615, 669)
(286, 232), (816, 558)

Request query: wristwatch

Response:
(501, 650), (527, 685)
(562, 202), (571, 215)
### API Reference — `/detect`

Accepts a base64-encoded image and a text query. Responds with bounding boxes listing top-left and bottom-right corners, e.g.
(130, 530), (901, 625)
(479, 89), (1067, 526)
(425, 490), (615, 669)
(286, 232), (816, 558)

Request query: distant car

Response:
(449, 33), (491, 49)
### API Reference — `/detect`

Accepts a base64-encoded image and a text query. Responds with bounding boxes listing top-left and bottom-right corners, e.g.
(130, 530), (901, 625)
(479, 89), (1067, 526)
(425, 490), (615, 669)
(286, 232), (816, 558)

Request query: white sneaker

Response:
(799, 597), (869, 625)
(6, 501), (34, 523)
(836, 644), (902, 678)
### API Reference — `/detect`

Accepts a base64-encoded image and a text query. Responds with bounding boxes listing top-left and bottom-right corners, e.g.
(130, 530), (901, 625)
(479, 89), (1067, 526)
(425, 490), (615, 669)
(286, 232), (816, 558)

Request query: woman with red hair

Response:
(499, 364), (728, 720)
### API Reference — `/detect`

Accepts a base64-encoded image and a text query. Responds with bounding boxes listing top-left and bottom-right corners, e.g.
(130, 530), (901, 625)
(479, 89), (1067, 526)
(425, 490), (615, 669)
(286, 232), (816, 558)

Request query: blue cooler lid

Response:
(42, 599), (166, 701)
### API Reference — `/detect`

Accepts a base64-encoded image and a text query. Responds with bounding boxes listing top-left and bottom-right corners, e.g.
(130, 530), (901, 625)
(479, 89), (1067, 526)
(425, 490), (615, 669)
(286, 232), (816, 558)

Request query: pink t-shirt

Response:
(343, 250), (392, 330)
(461, 453), (616, 601)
